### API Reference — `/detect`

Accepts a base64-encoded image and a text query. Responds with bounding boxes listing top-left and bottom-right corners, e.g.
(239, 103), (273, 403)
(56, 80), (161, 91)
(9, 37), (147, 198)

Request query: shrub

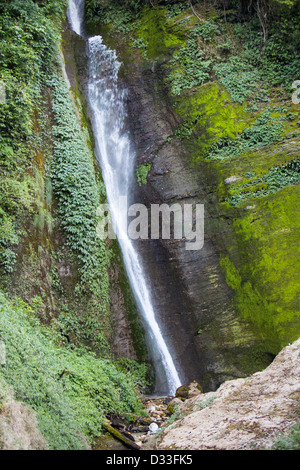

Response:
(272, 421), (300, 450)
(136, 163), (152, 186)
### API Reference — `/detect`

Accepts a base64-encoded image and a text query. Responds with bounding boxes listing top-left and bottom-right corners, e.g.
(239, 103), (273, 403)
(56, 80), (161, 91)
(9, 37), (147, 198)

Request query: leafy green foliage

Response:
(50, 75), (111, 297)
(213, 57), (266, 104)
(166, 39), (212, 95)
(0, 291), (145, 449)
(231, 15), (300, 90)
(191, 21), (220, 41)
(227, 158), (300, 206)
(166, 2), (189, 19)
(208, 109), (286, 161)
(45, 73), (118, 355)
(0, 0), (62, 138)
(0, 210), (18, 273)
(136, 163), (152, 186)
(131, 37), (149, 58)
(272, 421), (300, 450)
(196, 396), (217, 410)
(0, 0), (66, 273)
(85, 0), (137, 33)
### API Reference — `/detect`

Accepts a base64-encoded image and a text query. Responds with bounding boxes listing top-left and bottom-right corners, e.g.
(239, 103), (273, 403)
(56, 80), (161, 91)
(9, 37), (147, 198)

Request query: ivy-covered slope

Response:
(85, 0), (300, 358)
(0, 291), (145, 449)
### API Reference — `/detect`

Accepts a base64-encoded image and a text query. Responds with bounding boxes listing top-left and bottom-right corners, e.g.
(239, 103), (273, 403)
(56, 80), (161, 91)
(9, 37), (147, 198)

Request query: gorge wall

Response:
(83, 0), (300, 391)
(122, 54), (276, 391)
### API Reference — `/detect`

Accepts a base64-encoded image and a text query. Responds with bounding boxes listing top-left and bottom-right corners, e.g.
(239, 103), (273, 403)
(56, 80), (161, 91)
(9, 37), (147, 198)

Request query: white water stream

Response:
(67, 0), (181, 395)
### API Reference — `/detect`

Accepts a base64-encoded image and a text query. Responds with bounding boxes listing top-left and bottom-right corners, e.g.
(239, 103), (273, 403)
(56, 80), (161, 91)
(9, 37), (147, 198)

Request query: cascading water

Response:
(67, 0), (85, 36)
(67, 0), (182, 396)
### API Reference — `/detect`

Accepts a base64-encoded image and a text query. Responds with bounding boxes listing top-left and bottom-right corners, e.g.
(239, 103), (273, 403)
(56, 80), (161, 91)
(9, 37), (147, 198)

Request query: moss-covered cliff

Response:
(84, 0), (300, 388)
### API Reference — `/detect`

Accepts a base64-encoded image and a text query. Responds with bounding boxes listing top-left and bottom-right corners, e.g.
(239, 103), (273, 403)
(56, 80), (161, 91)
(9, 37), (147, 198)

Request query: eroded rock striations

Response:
(122, 62), (274, 390)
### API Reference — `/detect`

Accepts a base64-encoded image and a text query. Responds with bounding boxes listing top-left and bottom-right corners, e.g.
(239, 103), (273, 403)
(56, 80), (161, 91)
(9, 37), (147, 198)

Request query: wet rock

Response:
(121, 58), (274, 392)
(224, 176), (242, 184)
(147, 405), (156, 413)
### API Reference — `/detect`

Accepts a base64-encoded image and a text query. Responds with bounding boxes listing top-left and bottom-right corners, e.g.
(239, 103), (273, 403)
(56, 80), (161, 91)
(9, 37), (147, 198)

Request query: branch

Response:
(103, 421), (141, 450)
(188, 0), (209, 23)
(254, 0), (269, 47)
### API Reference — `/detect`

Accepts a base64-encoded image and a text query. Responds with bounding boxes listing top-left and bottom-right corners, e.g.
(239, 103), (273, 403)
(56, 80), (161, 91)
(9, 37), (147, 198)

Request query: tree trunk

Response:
(255, 0), (269, 47)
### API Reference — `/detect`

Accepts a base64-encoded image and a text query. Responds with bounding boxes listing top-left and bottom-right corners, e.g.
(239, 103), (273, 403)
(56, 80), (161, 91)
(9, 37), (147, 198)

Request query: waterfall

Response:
(67, 0), (85, 36)
(67, 1), (181, 396)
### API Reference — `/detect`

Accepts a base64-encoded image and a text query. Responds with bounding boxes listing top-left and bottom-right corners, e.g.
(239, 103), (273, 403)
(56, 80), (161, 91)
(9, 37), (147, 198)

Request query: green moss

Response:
(173, 82), (254, 163)
(220, 255), (242, 291)
(220, 185), (300, 350)
(134, 9), (184, 60)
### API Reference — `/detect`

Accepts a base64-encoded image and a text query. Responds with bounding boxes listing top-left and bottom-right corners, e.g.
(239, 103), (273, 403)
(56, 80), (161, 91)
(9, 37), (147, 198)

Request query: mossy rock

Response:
(166, 398), (182, 414)
(175, 381), (203, 400)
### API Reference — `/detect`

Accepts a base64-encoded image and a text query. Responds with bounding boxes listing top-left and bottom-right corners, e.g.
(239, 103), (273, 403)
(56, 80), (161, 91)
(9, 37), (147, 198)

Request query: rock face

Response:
(0, 386), (48, 450)
(74, 9), (299, 392)
(157, 338), (300, 450)
(121, 63), (274, 390)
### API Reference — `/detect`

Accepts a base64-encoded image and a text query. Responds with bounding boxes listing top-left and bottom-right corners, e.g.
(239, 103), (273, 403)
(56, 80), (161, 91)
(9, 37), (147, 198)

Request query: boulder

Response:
(167, 398), (183, 415)
(175, 381), (203, 400)
(158, 339), (300, 450)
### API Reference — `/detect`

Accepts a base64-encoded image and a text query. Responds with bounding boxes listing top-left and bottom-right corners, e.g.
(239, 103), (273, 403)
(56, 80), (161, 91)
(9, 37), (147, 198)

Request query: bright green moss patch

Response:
(173, 82), (253, 163)
(221, 185), (300, 350)
(136, 163), (152, 186)
(134, 9), (185, 59)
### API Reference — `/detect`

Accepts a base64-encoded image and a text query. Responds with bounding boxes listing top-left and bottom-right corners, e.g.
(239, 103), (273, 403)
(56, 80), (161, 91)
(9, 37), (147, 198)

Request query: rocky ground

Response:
(98, 338), (299, 451)
(156, 338), (300, 450)
(94, 396), (172, 451)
